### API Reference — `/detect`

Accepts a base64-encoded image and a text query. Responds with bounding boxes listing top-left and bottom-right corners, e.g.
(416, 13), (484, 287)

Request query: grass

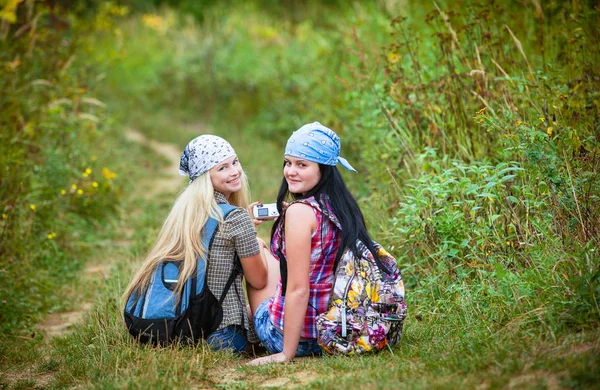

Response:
(1, 1), (599, 389)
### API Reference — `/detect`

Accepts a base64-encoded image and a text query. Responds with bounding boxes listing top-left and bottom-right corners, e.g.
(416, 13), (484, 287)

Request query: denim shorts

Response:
(254, 299), (322, 357)
(206, 325), (248, 354)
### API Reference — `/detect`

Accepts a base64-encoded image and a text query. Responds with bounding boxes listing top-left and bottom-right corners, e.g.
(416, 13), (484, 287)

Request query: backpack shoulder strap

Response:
(217, 203), (238, 217)
(203, 203), (239, 248)
(191, 203), (241, 295)
(214, 203), (243, 300)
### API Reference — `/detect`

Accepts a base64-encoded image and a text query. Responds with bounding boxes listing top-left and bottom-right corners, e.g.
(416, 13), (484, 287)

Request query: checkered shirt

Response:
(207, 191), (260, 342)
(268, 195), (341, 339)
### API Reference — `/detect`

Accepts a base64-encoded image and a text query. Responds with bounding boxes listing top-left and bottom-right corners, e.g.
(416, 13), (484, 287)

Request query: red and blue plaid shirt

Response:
(268, 195), (341, 339)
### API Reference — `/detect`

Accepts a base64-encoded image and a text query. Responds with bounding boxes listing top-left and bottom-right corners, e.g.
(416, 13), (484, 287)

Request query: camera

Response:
(253, 203), (280, 220)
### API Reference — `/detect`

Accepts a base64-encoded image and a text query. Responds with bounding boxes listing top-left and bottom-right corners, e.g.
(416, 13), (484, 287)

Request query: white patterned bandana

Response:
(285, 122), (357, 172)
(179, 135), (237, 182)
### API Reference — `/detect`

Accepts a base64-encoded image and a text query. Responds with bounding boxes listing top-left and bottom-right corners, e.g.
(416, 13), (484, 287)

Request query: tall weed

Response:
(339, 0), (600, 338)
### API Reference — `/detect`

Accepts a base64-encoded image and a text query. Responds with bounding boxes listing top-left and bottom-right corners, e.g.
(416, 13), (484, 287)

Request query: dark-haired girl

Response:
(247, 122), (382, 365)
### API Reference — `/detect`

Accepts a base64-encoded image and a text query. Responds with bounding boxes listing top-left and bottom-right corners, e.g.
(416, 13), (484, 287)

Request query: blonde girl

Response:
(123, 135), (267, 353)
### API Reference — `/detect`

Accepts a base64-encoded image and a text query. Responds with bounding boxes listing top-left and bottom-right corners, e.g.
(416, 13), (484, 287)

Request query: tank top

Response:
(268, 195), (342, 339)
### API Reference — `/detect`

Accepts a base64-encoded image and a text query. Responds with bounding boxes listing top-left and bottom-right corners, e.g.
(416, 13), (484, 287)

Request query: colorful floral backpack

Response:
(316, 237), (407, 355)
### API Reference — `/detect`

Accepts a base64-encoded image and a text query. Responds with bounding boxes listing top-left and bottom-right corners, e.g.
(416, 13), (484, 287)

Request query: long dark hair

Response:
(270, 163), (389, 273)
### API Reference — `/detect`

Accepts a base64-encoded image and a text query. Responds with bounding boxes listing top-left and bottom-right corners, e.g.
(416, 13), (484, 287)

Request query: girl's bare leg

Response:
(246, 248), (280, 317)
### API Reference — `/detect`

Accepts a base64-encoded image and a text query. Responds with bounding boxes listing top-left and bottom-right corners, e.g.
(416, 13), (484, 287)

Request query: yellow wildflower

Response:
(547, 127), (553, 136)
(517, 121), (522, 125)
(60, 190), (66, 195)
(48, 233), (53, 239)
(142, 14), (167, 34)
(71, 184), (77, 190)
(92, 182), (99, 188)
(30, 204), (36, 211)
(2, 213), (6, 219)
(506, 241), (511, 246)
(102, 168), (117, 180)
(476, 107), (487, 115)
(77, 189), (83, 195)
(387, 52), (401, 64)
(539, 117), (545, 122)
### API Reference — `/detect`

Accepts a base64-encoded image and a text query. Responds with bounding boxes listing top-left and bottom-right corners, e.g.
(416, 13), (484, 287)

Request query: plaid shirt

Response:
(207, 191), (260, 342)
(268, 195), (341, 339)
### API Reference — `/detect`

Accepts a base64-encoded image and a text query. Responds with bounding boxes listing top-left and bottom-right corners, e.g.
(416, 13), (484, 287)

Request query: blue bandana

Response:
(285, 122), (357, 172)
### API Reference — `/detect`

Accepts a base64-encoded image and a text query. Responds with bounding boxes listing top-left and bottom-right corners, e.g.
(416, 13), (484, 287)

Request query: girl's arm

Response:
(240, 250), (268, 290)
(248, 202), (316, 365)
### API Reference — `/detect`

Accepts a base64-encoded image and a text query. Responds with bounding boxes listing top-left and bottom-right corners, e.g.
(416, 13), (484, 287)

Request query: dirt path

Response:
(37, 128), (185, 338)
(124, 128), (186, 198)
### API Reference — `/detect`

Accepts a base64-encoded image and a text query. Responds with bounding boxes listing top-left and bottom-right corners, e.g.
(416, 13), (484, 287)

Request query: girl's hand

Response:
(247, 201), (265, 227)
(247, 352), (292, 366)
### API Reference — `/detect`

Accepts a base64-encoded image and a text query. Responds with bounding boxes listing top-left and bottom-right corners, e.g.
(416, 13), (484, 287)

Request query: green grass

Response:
(1, 1), (599, 389)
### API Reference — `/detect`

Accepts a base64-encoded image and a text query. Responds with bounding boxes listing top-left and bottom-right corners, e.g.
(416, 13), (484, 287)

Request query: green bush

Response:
(0, 4), (123, 337)
(344, 0), (600, 243)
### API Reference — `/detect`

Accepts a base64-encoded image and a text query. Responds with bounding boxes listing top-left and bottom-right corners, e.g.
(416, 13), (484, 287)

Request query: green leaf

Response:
(495, 263), (507, 279)
(507, 196), (519, 203)
(0, 0), (25, 24)
(499, 174), (516, 183)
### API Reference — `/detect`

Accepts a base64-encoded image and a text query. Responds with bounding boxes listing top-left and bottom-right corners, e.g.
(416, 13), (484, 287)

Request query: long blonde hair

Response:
(122, 168), (250, 305)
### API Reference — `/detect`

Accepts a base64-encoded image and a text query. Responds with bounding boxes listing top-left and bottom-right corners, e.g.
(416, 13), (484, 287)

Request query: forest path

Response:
(124, 128), (186, 198)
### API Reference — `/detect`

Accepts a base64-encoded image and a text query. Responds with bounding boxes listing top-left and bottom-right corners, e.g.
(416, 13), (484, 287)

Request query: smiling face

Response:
(283, 156), (321, 195)
(209, 155), (243, 199)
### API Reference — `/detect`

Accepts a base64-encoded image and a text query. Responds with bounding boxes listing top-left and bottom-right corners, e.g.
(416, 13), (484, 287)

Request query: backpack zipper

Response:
(341, 262), (356, 338)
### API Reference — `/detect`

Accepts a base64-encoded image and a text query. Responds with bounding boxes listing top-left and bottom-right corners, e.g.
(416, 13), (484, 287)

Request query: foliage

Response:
(349, 0), (600, 244)
(393, 151), (599, 333)
(338, 0), (600, 349)
(0, 2), (123, 337)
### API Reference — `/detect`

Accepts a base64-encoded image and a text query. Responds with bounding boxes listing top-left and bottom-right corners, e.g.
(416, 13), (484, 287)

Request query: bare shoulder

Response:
(285, 202), (317, 233)
(285, 202), (315, 222)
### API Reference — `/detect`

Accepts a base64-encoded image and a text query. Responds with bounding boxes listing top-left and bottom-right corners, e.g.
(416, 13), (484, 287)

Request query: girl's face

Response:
(209, 155), (243, 199)
(283, 156), (321, 195)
